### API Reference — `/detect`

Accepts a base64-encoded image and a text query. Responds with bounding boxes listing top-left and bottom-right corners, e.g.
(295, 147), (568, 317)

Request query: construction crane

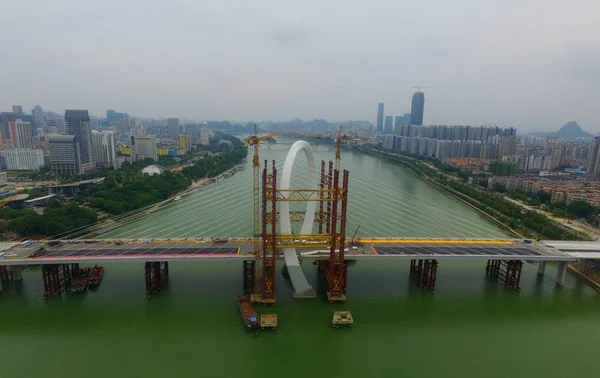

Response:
(413, 86), (434, 92)
(243, 125), (277, 293)
(278, 126), (369, 171)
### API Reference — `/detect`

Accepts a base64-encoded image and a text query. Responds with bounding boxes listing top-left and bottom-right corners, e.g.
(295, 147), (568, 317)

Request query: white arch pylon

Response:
(279, 140), (317, 298)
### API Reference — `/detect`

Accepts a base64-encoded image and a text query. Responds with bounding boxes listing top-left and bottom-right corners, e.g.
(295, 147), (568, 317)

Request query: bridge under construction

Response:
(0, 138), (598, 300)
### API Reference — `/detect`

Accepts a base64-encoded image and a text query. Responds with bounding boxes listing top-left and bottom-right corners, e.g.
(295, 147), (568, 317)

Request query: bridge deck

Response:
(0, 240), (575, 265)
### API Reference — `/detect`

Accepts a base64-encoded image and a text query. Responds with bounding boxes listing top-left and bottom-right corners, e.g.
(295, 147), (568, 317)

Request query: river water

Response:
(2, 142), (599, 378)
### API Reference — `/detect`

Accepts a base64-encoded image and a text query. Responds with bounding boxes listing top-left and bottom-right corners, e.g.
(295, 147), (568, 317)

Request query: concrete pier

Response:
(556, 261), (568, 286)
(579, 260), (587, 271)
(10, 266), (22, 281)
(537, 261), (547, 276)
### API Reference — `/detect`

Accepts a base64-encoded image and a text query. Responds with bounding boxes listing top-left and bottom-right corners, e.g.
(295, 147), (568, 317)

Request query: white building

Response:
(0, 171), (7, 186)
(200, 121), (210, 145)
(91, 130), (117, 168)
(132, 135), (157, 162)
(0, 148), (45, 170)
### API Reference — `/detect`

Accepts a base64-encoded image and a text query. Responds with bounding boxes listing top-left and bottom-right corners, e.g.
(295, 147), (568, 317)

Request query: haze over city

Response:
(1, 0), (599, 132)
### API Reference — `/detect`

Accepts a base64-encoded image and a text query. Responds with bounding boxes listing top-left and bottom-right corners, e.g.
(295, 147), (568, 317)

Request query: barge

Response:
(70, 267), (91, 294)
(88, 265), (104, 288)
(237, 296), (260, 330)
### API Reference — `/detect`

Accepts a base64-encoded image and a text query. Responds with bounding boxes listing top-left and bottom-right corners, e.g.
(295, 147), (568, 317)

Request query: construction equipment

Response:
(349, 225), (362, 246)
(277, 126), (369, 171)
(243, 125), (277, 293)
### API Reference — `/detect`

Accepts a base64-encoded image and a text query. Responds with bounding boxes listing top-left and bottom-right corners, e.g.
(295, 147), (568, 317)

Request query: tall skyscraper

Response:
(65, 109), (95, 173)
(384, 116), (394, 134)
(376, 103), (384, 133)
(91, 130), (117, 168)
(586, 137), (600, 175)
(410, 91), (425, 125)
(200, 121), (210, 145)
(12, 105), (23, 115)
(8, 119), (33, 148)
(49, 135), (82, 176)
(31, 105), (44, 137)
(167, 118), (179, 139)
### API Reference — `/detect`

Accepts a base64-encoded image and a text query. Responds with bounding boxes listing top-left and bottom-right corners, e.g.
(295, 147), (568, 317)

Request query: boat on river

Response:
(88, 265), (104, 288)
(70, 267), (91, 294)
(237, 296), (260, 330)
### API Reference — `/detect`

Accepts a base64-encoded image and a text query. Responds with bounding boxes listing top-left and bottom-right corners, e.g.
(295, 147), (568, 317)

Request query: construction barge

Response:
(88, 266), (104, 288)
(70, 267), (91, 294)
(332, 311), (354, 328)
(237, 296), (260, 330)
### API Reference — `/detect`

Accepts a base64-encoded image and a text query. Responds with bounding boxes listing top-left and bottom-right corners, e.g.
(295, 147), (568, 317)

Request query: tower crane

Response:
(243, 125), (277, 293)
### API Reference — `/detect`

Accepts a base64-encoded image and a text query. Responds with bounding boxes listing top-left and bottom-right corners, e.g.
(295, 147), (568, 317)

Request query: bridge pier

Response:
(486, 260), (522, 290)
(409, 259), (438, 291)
(145, 262), (168, 297)
(537, 261), (547, 276)
(42, 264), (72, 297)
(242, 260), (255, 294)
(556, 261), (568, 286)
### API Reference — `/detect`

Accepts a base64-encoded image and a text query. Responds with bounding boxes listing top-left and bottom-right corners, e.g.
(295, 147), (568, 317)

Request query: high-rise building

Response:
(91, 130), (117, 168)
(410, 91), (425, 125)
(132, 135), (157, 162)
(49, 135), (82, 176)
(0, 112), (17, 141)
(586, 137), (600, 175)
(12, 105), (23, 115)
(376, 103), (384, 133)
(184, 123), (200, 138)
(394, 113), (411, 128)
(0, 148), (45, 170)
(179, 134), (192, 153)
(31, 105), (44, 137)
(167, 118), (179, 139)
(65, 110), (95, 173)
(8, 119), (33, 149)
(200, 121), (210, 145)
(384, 116), (394, 134)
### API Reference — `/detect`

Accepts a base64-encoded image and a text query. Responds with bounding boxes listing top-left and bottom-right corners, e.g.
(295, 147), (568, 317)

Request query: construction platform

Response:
(260, 314), (278, 330)
(250, 293), (276, 305)
(332, 311), (353, 328)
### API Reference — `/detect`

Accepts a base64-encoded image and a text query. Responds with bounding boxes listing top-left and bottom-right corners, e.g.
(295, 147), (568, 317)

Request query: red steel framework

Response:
(257, 159), (349, 304)
(260, 160), (278, 303)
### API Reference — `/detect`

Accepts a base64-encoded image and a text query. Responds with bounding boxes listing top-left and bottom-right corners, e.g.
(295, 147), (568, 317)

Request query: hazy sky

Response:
(1, 0), (599, 132)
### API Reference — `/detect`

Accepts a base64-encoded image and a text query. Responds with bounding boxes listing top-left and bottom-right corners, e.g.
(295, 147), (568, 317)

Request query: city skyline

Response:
(0, 1), (598, 131)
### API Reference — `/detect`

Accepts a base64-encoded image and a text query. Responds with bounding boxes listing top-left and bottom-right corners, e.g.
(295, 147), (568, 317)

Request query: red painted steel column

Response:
(328, 169), (340, 300)
(333, 169), (349, 297)
(326, 161), (333, 234)
(270, 161), (277, 300)
(319, 160), (325, 234)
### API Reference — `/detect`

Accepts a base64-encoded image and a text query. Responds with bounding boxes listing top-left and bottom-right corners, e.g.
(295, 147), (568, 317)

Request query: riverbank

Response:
(357, 146), (589, 241)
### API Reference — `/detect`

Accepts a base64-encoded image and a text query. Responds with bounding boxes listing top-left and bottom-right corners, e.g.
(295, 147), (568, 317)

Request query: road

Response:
(503, 196), (600, 240)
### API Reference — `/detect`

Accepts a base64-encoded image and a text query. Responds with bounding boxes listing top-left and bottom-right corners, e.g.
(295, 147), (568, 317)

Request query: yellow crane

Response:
(279, 126), (369, 171)
(243, 125), (277, 293)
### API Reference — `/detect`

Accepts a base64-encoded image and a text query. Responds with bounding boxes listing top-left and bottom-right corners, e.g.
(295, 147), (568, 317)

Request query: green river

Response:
(1, 143), (599, 378)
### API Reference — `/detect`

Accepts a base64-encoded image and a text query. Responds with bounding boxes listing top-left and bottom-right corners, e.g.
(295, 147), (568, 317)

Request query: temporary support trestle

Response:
(145, 261), (169, 297)
(486, 260), (522, 290)
(409, 259), (438, 291)
(316, 260), (349, 302)
(41, 264), (79, 297)
(242, 260), (255, 294)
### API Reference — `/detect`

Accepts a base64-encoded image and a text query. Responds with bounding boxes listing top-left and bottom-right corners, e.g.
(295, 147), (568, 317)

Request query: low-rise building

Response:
(0, 148), (45, 170)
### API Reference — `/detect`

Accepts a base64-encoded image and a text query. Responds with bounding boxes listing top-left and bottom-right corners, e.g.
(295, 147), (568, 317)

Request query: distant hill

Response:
(554, 122), (593, 140)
